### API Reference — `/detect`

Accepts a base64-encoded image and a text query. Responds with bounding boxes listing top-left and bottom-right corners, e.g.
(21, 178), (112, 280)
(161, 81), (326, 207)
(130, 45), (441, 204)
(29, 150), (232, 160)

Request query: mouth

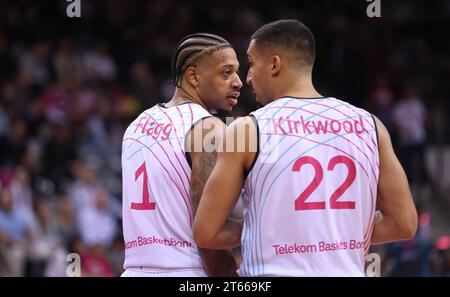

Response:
(226, 92), (240, 105)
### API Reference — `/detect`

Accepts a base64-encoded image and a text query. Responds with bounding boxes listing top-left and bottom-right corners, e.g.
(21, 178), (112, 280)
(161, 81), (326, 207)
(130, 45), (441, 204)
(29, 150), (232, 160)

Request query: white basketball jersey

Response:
(239, 97), (379, 276)
(121, 102), (211, 271)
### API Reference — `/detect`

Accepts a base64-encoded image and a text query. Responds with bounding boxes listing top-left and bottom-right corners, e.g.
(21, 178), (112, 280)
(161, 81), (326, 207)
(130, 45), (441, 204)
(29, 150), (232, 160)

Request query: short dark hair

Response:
(171, 33), (232, 86)
(251, 19), (316, 66)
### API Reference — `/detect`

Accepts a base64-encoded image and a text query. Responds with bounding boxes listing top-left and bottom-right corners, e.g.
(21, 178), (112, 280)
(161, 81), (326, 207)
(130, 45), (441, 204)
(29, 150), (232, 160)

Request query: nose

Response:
(246, 70), (252, 86)
(232, 73), (243, 89)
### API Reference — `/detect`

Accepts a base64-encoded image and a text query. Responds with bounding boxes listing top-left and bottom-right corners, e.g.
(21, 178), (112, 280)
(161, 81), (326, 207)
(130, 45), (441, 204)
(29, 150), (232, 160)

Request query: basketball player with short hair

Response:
(193, 20), (418, 276)
(121, 33), (242, 276)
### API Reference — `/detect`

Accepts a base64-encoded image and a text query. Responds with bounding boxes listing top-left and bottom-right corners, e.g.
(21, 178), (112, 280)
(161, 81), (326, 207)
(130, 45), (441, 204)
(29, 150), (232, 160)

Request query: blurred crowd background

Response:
(0, 0), (449, 277)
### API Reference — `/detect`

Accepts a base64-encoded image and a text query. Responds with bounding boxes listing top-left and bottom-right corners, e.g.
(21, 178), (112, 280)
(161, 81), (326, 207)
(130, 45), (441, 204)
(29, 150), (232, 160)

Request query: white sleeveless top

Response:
(239, 97), (379, 276)
(121, 102), (211, 271)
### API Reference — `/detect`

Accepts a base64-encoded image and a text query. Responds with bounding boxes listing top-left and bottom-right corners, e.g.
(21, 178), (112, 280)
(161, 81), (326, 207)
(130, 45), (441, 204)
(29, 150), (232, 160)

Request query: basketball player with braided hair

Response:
(121, 33), (242, 276)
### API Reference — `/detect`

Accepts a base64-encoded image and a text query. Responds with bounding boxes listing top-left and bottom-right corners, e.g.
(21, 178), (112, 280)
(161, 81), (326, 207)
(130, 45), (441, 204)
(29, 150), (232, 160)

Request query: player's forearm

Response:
(216, 218), (243, 248)
(371, 213), (417, 244)
(195, 218), (242, 250)
(371, 217), (399, 244)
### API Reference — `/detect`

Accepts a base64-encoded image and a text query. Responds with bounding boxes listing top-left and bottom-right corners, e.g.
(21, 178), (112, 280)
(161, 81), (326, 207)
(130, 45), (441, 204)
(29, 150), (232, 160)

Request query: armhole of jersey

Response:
(370, 114), (380, 154)
(184, 115), (214, 168)
(244, 114), (260, 179)
(371, 113), (381, 209)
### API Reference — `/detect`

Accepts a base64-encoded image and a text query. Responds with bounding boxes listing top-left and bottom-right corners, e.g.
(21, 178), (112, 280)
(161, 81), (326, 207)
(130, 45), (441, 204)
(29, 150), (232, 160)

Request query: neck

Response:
(167, 85), (209, 111)
(277, 76), (321, 99)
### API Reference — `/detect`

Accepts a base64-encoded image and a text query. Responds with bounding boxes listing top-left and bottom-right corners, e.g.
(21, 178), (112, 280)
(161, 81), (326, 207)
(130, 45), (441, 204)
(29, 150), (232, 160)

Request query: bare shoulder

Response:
(186, 116), (226, 154)
(371, 114), (391, 151)
(225, 116), (257, 142)
(223, 116), (258, 171)
(227, 116), (256, 130)
(190, 116), (226, 134)
(224, 116), (257, 146)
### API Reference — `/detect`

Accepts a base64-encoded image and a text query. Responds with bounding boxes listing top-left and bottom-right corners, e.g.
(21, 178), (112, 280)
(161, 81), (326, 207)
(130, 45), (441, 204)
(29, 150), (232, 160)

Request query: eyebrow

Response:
(218, 63), (239, 71)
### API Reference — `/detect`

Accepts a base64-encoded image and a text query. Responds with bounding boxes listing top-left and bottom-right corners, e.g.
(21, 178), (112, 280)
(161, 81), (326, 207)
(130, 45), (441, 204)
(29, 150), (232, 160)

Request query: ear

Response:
(270, 55), (281, 77)
(185, 66), (200, 87)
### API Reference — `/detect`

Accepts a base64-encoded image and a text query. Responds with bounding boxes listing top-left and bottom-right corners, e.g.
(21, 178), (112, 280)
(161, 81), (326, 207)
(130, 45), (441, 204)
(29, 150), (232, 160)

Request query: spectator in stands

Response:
(78, 187), (117, 248)
(392, 86), (430, 203)
(0, 186), (32, 276)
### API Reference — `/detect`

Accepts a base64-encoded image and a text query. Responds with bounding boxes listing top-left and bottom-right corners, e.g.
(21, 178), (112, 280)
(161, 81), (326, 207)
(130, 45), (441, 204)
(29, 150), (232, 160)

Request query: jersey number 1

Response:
(292, 155), (356, 211)
(131, 162), (156, 210)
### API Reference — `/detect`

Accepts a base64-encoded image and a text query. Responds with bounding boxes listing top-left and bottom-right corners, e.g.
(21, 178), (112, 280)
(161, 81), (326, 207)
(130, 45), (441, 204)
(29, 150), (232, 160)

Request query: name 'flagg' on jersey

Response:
(121, 103), (210, 271)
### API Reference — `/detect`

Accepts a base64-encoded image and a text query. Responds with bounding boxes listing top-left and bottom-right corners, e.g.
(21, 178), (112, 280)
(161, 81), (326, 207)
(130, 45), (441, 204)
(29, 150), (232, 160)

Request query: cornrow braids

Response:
(171, 33), (232, 87)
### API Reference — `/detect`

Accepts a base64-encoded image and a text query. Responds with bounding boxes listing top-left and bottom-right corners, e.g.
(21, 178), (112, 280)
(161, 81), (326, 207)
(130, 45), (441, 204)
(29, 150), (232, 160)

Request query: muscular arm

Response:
(371, 116), (418, 244)
(193, 117), (256, 250)
(187, 116), (238, 276)
(190, 144), (217, 213)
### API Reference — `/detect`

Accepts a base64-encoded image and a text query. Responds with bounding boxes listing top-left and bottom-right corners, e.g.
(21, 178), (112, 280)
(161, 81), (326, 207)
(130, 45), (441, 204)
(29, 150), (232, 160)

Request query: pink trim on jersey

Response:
(267, 105), (378, 182)
(260, 131), (376, 241)
(303, 100), (378, 155)
(266, 104), (377, 159)
(338, 102), (380, 167)
(188, 104), (194, 125)
(364, 189), (376, 244)
(285, 103), (378, 179)
(275, 99), (380, 240)
(364, 192), (377, 247)
(123, 137), (193, 226)
(176, 106), (186, 134)
(276, 100), (378, 158)
(332, 103), (379, 239)
(142, 112), (191, 203)
(155, 107), (188, 157)
(364, 220), (375, 253)
(154, 107), (191, 182)
(260, 132), (373, 183)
